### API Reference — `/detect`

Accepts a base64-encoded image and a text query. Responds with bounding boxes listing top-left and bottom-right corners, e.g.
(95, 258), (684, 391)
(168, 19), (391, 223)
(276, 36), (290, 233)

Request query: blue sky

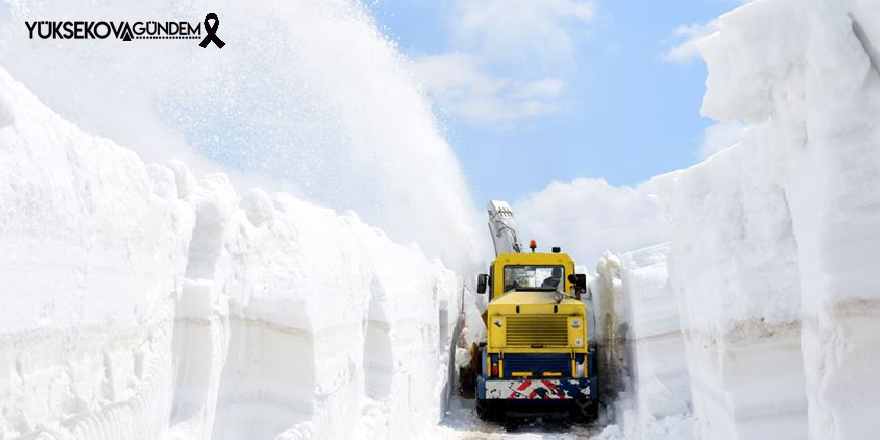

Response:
(369, 0), (743, 204)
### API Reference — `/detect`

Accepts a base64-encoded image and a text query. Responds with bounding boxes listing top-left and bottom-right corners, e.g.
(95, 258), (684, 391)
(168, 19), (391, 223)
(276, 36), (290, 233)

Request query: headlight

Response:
(571, 319), (581, 328)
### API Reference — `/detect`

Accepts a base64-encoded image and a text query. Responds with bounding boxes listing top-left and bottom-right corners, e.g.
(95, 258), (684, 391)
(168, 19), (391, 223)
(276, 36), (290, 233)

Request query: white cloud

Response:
(512, 78), (566, 100)
(412, 53), (564, 124)
(453, 0), (596, 64)
(512, 178), (669, 269)
(699, 120), (745, 159)
(661, 21), (719, 63)
(410, 0), (595, 126)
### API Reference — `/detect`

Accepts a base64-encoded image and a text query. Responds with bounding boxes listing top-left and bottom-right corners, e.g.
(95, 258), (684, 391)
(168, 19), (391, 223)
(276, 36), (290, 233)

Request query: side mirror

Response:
(476, 274), (488, 294)
(568, 274), (587, 300)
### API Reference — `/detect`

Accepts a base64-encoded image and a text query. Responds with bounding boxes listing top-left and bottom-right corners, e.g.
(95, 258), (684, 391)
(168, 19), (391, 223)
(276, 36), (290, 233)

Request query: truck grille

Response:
(505, 316), (568, 347)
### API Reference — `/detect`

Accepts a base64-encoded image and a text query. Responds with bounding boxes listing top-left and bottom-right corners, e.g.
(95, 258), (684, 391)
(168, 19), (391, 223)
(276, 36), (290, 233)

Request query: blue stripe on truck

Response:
(502, 353), (570, 378)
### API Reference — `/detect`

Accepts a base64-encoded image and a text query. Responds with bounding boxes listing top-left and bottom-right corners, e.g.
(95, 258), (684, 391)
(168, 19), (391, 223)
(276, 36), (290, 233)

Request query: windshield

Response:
(503, 265), (565, 292)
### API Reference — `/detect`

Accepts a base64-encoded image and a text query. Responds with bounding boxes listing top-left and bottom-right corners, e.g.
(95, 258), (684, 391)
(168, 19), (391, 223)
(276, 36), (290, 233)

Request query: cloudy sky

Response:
(371, 0), (745, 199)
(369, 0), (747, 263)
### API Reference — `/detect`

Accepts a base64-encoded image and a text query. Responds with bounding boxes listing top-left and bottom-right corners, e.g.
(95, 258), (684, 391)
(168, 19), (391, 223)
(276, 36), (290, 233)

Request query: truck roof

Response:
(493, 252), (575, 266)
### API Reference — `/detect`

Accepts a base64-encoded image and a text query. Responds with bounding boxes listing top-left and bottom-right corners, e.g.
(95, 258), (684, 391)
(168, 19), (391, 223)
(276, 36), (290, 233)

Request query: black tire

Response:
(458, 367), (475, 398)
(475, 399), (488, 420)
(587, 400), (599, 420)
(571, 400), (598, 423)
(459, 343), (481, 398)
(588, 347), (598, 377)
(476, 399), (503, 422)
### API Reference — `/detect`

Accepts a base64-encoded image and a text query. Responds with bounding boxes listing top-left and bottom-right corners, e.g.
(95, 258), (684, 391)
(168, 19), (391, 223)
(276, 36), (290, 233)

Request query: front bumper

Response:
(477, 377), (592, 400)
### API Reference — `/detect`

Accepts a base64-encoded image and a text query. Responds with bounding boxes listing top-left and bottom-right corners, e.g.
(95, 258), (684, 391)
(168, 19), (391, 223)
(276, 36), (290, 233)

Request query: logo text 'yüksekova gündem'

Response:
(25, 13), (225, 48)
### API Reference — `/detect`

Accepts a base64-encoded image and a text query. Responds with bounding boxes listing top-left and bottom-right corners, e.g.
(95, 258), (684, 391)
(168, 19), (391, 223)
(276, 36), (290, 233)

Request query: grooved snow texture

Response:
(653, 0), (880, 439)
(0, 67), (459, 440)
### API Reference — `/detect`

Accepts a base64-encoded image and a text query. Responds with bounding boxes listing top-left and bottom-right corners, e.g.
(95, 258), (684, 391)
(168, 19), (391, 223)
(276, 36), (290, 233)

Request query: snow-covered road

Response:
(433, 396), (597, 440)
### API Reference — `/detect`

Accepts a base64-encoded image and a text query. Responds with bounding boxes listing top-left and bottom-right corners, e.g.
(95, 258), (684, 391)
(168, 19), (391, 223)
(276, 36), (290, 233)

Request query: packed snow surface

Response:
(0, 67), (459, 440)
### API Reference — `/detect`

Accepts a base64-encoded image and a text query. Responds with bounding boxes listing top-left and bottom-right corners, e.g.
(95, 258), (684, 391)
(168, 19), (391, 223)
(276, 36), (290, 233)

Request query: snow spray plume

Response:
(0, 0), (482, 272)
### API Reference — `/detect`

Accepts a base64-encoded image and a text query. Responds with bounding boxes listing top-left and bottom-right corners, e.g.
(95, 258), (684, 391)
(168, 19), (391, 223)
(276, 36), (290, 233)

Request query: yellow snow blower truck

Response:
(463, 201), (598, 422)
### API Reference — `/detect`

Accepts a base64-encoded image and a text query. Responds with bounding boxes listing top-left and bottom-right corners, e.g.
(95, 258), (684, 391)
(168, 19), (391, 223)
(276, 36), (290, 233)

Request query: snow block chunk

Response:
(239, 188), (274, 227)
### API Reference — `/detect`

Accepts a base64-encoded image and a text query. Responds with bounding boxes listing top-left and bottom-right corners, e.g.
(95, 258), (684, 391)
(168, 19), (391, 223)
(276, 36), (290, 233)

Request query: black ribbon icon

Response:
(199, 13), (225, 48)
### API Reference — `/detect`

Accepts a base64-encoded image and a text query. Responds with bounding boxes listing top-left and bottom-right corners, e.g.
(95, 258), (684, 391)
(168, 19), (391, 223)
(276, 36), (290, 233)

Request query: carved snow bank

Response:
(0, 66), (459, 440)
(593, 245), (695, 440)
(653, 0), (880, 438)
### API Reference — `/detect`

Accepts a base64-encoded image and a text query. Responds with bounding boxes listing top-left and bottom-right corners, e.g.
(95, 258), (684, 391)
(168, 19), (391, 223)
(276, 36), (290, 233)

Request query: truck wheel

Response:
(476, 399), (502, 422)
(571, 400), (598, 423)
(475, 399), (489, 420)
(587, 400), (599, 421)
(459, 343), (480, 398)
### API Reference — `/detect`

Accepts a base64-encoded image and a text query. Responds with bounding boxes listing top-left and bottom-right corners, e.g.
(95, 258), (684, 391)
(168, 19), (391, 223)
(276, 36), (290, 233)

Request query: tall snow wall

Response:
(592, 246), (694, 440)
(0, 66), (459, 440)
(653, 0), (880, 439)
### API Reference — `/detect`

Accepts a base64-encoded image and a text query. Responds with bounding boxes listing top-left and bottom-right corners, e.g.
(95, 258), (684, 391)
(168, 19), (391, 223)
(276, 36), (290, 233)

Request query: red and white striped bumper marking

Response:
(485, 379), (578, 399)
